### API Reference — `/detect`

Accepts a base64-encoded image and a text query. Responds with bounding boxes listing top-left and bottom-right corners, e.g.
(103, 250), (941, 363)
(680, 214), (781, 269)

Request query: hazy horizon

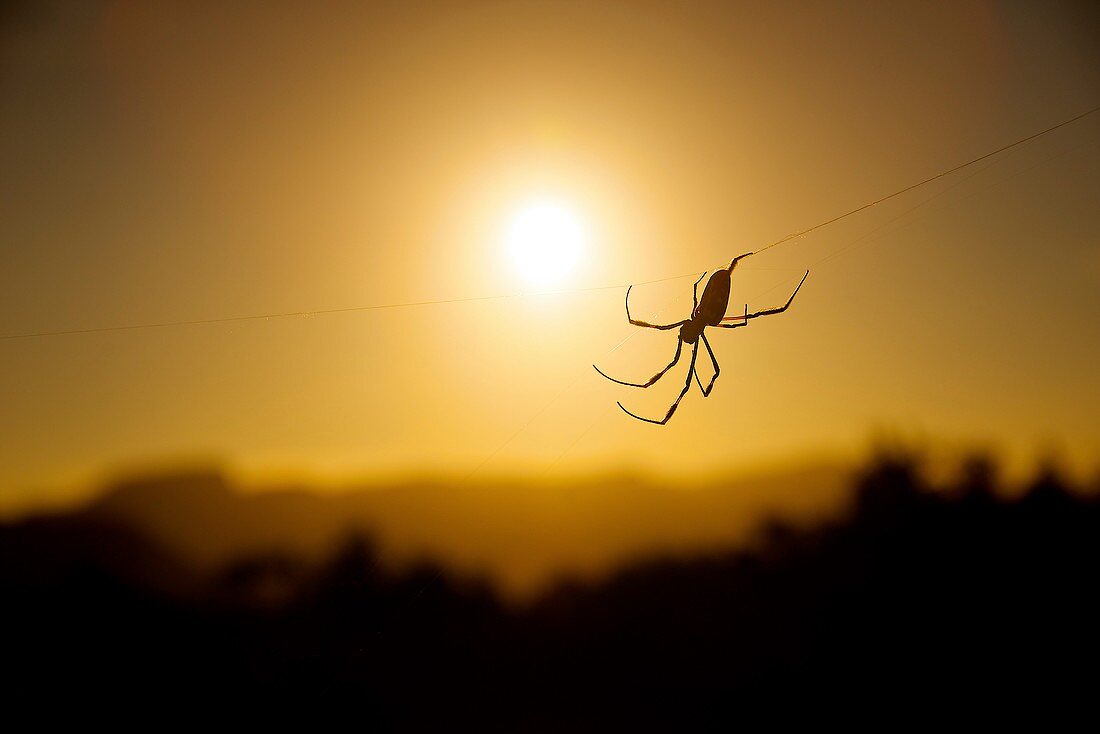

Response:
(6, 431), (1094, 521)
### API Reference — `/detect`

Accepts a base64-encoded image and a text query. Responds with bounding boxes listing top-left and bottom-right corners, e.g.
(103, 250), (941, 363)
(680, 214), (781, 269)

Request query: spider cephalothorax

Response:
(594, 252), (808, 424)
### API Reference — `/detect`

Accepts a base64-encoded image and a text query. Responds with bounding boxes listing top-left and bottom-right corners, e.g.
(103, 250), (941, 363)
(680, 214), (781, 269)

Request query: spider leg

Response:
(728, 251), (754, 269)
(693, 332), (720, 396)
(721, 270), (809, 322)
(594, 338), (683, 388)
(715, 303), (748, 329)
(617, 341), (698, 425)
(625, 285), (690, 330)
(692, 271), (707, 311)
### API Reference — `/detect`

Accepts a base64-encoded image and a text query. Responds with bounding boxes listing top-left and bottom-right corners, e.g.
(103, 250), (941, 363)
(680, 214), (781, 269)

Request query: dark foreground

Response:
(4, 453), (1099, 726)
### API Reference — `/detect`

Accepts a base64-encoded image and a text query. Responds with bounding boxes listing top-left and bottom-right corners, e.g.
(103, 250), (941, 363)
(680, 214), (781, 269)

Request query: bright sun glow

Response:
(506, 200), (586, 288)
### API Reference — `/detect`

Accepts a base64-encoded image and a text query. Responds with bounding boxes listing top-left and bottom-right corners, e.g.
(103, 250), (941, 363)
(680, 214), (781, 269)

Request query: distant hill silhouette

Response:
(3, 451), (1098, 724)
(74, 462), (849, 599)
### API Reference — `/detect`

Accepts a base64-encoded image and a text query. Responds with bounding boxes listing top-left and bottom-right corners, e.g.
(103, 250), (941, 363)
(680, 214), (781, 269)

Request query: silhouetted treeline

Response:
(4, 452), (1099, 725)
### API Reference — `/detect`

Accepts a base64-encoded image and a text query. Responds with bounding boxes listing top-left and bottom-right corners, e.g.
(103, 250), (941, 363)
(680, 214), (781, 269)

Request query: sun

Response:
(505, 200), (586, 288)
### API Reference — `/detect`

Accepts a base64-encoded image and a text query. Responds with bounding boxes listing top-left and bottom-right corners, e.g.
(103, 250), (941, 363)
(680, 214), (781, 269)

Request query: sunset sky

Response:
(2, 0), (1098, 515)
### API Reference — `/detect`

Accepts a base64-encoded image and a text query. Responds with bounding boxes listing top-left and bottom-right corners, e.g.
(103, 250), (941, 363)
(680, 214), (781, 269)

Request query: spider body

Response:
(594, 252), (808, 425)
(679, 269), (731, 344)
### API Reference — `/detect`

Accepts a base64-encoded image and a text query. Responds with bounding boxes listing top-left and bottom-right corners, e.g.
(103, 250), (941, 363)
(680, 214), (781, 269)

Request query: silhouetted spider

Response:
(594, 253), (809, 424)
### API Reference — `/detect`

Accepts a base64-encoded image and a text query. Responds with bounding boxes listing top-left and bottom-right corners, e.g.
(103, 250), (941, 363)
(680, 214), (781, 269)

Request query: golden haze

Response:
(1, 1), (1098, 516)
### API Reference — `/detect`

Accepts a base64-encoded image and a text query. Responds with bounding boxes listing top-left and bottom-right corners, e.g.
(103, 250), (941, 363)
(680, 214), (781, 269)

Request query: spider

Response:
(594, 252), (809, 424)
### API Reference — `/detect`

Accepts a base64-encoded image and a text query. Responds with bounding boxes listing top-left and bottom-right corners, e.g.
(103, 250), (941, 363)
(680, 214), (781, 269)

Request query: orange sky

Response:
(2, 0), (1098, 514)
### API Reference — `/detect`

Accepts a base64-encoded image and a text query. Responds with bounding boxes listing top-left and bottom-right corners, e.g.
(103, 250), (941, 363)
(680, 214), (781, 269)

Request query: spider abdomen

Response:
(695, 269), (731, 325)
